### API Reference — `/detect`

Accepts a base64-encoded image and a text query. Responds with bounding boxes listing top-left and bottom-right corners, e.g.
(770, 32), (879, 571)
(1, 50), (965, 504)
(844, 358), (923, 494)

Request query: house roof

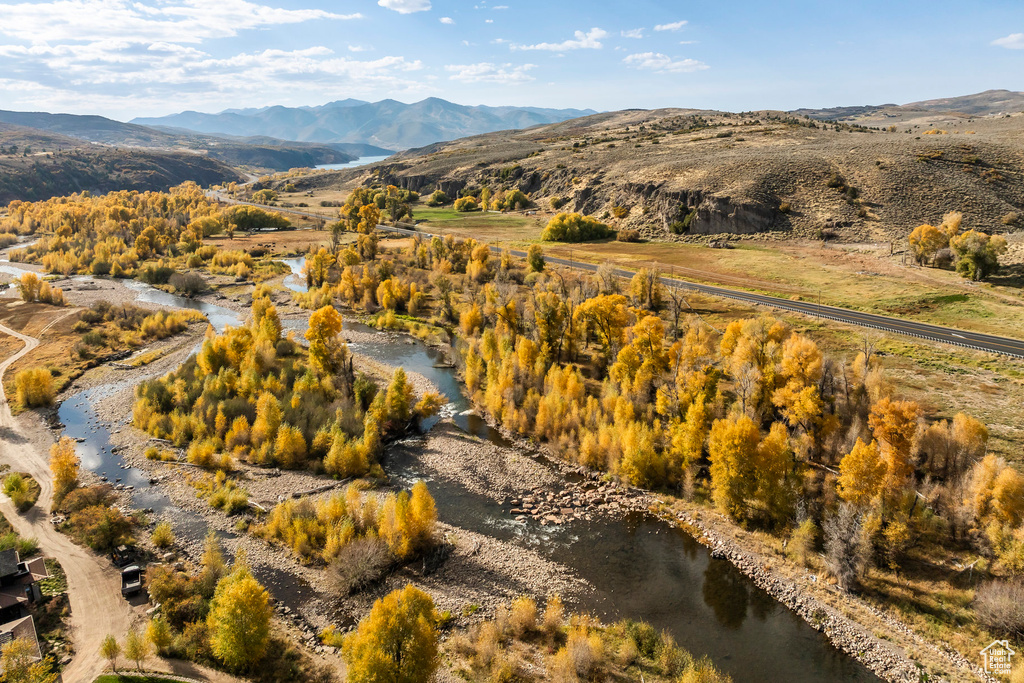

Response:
(21, 557), (47, 583)
(0, 615), (40, 661)
(0, 550), (19, 578)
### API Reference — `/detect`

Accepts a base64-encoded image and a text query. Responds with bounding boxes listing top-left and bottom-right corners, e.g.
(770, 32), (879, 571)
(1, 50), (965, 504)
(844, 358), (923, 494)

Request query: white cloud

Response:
(446, 62), (535, 83)
(623, 52), (707, 73)
(993, 33), (1024, 49)
(348, 45), (370, 52)
(485, 19), (493, 23)
(377, 0), (431, 14)
(513, 27), (607, 51)
(654, 20), (687, 32)
(492, 4), (508, 8)
(440, 16), (454, 24)
(0, 40), (426, 115)
(621, 28), (644, 39)
(0, 0), (360, 44)
(679, 40), (697, 45)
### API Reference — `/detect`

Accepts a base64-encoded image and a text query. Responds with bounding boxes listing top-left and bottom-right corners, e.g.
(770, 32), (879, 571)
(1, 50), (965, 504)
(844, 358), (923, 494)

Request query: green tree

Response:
(146, 616), (173, 655)
(527, 244), (544, 272)
(343, 584), (438, 683)
(124, 627), (149, 670)
(540, 212), (612, 242)
(207, 560), (272, 671)
(950, 229), (1007, 280)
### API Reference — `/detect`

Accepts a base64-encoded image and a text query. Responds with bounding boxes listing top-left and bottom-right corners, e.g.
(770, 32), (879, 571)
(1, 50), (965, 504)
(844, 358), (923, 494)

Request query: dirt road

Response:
(0, 317), (245, 683)
(0, 315), (138, 683)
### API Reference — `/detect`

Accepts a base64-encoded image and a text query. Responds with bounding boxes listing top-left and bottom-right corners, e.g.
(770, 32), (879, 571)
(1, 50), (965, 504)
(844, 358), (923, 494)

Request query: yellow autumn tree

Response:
(50, 436), (80, 502)
(868, 397), (921, 495)
(342, 585), (438, 683)
(707, 415), (760, 519)
(207, 559), (272, 671)
(273, 424), (307, 469)
(13, 367), (54, 408)
(908, 224), (947, 265)
(751, 422), (795, 524)
(306, 305), (345, 376)
(837, 439), (886, 507)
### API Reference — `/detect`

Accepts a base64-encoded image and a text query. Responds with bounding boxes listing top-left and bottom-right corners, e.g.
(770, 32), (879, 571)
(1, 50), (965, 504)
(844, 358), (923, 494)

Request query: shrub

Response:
(454, 197), (478, 212)
(151, 521), (175, 549)
(1002, 212), (1019, 227)
(329, 537), (391, 596)
(541, 213), (613, 243)
(550, 197), (567, 210)
(542, 595), (564, 637)
(617, 229), (641, 243)
(975, 579), (1024, 638)
(169, 272), (208, 296)
(624, 619), (659, 658)
(611, 205), (629, 219)
(0, 532), (38, 557)
(68, 505), (132, 551)
(787, 518), (817, 567)
(3, 473), (35, 512)
(13, 367), (54, 408)
(426, 190), (449, 207)
(508, 596), (538, 637)
(779, 201), (791, 214)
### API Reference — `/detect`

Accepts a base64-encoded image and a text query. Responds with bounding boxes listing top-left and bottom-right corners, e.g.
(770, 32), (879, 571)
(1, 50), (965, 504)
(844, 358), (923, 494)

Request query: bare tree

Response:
(975, 580), (1024, 638)
(596, 262), (618, 294)
(823, 503), (868, 591)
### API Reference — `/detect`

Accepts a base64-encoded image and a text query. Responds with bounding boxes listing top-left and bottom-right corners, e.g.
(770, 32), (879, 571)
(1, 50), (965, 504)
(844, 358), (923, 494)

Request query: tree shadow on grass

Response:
(988, 263), (1024, 290)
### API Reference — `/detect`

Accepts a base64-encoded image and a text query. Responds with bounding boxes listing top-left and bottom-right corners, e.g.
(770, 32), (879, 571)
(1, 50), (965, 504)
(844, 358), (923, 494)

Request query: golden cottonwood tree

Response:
(207, 560), (272, 671)
(50, 436), (80, 502)
(708, 415), (760, 519)
(306, 305), (345, 376)
(837, 439), (885, 507)
(343, 584), (438, 683)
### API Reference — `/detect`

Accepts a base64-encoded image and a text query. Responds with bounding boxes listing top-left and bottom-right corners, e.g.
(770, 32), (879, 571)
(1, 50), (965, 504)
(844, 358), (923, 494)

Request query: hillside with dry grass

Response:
(304, 107), (1024, 242)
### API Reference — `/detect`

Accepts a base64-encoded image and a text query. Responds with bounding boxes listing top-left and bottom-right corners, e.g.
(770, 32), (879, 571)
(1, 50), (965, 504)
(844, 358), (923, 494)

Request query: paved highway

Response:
(212, 194), (1024, 359)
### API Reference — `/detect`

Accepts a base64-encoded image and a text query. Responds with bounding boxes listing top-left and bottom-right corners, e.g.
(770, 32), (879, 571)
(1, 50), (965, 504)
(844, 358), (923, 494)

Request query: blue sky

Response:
(0, 0), (1021, 119)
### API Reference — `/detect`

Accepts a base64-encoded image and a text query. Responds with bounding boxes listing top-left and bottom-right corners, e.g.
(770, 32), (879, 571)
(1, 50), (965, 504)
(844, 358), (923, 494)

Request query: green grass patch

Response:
(40, 558), (67, 596)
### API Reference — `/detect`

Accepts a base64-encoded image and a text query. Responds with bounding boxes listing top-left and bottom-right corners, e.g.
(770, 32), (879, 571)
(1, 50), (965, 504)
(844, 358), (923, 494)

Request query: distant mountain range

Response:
(793, 89), (1024, 122)
(0, 110), (391, 171)
(132, 98), (598, 150)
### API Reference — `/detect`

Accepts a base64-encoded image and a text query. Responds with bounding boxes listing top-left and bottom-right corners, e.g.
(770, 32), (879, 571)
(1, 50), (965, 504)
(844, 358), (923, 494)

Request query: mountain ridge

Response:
(131, 97), (598, 150)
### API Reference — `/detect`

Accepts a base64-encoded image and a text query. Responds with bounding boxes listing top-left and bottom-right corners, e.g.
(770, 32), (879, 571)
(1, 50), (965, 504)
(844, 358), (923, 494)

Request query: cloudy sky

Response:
(0, 0), (1021, 120)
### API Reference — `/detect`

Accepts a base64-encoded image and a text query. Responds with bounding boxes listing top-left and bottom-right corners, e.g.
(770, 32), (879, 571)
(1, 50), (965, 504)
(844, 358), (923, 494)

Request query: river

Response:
(314, 155), (392, 171)
(32, 256), (877, 682)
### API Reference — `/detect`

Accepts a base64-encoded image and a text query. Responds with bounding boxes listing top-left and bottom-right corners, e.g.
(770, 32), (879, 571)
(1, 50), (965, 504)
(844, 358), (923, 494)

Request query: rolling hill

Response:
(132, 97), (597, 150)
(793, 89), (1024, 124)
(0, 110), (381, 171)
(0, 124), (243, 204)
(287, 106), (1024, 241)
